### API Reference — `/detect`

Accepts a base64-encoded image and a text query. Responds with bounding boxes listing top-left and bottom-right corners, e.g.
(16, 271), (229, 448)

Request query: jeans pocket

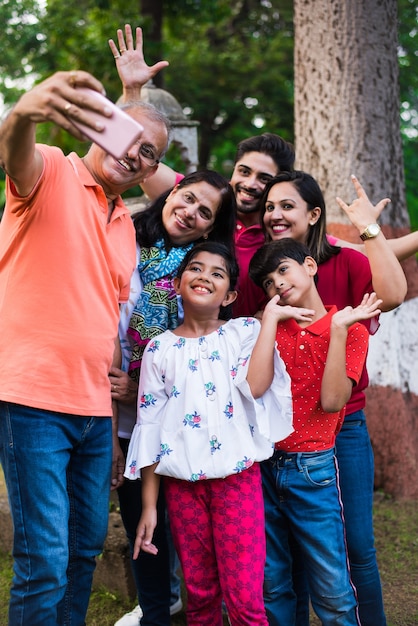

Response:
(302, 456), (336, 487)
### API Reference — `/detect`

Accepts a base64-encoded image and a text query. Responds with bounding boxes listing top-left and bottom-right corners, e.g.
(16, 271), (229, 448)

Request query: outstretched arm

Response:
(0, 70), (109, 196)
(336, 176), (407, 312)
(321, 293), (382, 412)
(384, 231), (418, 262)
(141, 162), (180, 200)
(334, 231), (418, 263)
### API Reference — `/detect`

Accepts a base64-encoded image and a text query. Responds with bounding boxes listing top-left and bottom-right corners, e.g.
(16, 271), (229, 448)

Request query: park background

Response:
(0, 0), (417, 623)
(1, 0), (417, 498)
(0, 0), (417, 221)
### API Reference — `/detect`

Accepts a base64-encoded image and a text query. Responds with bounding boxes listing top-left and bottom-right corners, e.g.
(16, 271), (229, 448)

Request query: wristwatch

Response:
(360, 223), (381, 241)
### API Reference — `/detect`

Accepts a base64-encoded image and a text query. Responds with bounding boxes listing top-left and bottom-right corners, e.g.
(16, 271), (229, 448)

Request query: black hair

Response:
(176, 241), (239, 320)
(258, 170), (341, 265)
(234, 133), (295, 173)
(132, 170), (236, 251)
(249, 238), (315, 290)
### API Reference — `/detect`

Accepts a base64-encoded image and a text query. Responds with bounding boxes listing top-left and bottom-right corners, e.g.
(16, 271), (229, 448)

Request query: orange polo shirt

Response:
(0, 145), (136, 416)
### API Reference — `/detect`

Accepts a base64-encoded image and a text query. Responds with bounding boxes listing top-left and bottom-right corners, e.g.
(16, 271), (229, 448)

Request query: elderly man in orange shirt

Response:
(0, 61), (170, 626)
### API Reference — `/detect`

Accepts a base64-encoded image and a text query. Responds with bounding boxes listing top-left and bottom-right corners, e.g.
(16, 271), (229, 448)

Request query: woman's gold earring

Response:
(203, 234), (208, 240)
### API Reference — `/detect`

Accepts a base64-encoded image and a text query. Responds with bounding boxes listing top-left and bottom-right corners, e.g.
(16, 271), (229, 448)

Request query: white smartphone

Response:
(69, 87), (144, 160)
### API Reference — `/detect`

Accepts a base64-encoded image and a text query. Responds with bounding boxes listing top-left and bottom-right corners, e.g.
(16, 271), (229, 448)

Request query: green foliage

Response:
(398, 0), (418, 121)
(403, 137), (418, 229)
(0, 0), (43, 104)
(0, 0), (416, 224)
(398, 0), (418, 228)
(0, 0), (294, 159)
(0, 550), (12, 624)
(163, 0), (294, 172)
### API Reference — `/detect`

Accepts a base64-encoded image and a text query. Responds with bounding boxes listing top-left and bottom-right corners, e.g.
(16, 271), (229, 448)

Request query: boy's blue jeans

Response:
(292, 411), (387, 626)
(262, 447), (360, 626)
(0, 402), (112, 626)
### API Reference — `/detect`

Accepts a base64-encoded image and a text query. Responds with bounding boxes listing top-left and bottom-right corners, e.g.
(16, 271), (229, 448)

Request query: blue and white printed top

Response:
(124, 317), (293, 482)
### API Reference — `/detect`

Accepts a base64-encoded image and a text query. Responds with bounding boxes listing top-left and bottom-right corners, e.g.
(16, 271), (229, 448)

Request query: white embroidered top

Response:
(124, 317), (293, 482)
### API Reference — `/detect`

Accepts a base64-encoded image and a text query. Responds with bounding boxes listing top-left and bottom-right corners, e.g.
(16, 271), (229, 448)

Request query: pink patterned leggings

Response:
(164, 463), (268, 626)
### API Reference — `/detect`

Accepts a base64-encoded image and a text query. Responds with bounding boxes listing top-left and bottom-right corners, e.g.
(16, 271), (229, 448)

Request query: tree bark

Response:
(293, 0), (408, 228)
(141, 0), (164, 87)
(293, 0), (418, 500)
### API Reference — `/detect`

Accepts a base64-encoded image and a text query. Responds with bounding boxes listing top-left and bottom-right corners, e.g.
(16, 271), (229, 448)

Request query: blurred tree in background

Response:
(397, 0), (418, 227)
(0, 0), (416, 220)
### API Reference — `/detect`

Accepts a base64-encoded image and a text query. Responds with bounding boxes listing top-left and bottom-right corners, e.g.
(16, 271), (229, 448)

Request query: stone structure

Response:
(366, 298), (418, 499)
(140, 79), (199, 173)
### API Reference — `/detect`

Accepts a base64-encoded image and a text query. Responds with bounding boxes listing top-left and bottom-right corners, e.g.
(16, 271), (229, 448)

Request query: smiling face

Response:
(84, 108), (169, 198)
(174, 250), (237, 312)
(174, 251), (237, 317)
(229, 151), (279, 224)
(261, 256), (317, 307)
(162, 182), (222, 246)
(262, 181), (321, 243)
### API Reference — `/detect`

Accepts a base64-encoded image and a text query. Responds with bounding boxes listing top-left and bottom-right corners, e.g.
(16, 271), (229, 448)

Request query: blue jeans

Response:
(0, 402), (112, 626)
(335, 411), (387, 625)
(117, 438), (171, 626)
(262, 448), (359, 626)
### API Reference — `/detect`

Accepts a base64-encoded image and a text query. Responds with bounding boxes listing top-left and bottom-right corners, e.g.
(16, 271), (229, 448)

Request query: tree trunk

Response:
(293, 0), (408, 228)
(293, 0), (418, 500)
(141, 0), (164, 87)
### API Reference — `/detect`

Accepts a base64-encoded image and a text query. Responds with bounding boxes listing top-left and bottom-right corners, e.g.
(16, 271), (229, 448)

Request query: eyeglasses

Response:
(135, 142), (160, 167)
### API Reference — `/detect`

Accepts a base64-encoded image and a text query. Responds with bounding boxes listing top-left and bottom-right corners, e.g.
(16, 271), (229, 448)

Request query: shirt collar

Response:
(67, 152), (130, 220)
(283, 305), (338, 336)
(236, 218), (263, 233)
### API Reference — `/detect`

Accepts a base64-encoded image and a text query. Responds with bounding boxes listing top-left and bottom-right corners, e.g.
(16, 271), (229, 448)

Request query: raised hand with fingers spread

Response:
(108, 24), (169, 102)
(334, 174), (407, 312)
(336, 174), (390, 234)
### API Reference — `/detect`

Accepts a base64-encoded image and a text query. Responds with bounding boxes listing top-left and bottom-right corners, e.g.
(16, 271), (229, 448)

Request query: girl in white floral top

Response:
(125, 241), (293, 626)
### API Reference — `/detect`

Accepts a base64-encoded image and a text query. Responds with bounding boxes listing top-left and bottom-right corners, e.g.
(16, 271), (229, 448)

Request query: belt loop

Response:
(295, 452), (303, 471)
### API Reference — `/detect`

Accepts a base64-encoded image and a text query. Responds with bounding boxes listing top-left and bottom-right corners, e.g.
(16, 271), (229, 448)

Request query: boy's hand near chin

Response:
(263, 294), (315, 324)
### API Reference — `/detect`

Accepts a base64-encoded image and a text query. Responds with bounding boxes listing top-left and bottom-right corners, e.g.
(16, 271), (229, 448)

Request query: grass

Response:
(369, 493), (418, 625)
(0, 493), (416, 625)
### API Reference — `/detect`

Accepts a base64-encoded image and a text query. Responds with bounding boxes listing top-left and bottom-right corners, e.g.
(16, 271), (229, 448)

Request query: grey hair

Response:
(119, 100), (172, 158)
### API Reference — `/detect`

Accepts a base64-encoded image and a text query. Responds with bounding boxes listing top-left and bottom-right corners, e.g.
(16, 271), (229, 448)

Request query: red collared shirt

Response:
(275, 306), (369, 452)
(233, 220), (267, 317)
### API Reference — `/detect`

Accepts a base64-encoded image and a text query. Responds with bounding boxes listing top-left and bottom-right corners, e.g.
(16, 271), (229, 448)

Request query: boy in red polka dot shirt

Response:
(248, 238), (381, 625)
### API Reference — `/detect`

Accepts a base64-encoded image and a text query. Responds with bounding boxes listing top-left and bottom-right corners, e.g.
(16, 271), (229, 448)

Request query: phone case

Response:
(70, 88), (144, 160)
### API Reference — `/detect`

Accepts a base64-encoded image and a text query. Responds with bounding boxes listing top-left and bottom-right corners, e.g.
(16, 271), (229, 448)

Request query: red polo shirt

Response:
(275, 306), (369, 452)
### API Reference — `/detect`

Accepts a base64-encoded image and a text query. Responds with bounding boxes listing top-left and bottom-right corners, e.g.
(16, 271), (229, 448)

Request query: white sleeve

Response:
(233, 318), (294, 443)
